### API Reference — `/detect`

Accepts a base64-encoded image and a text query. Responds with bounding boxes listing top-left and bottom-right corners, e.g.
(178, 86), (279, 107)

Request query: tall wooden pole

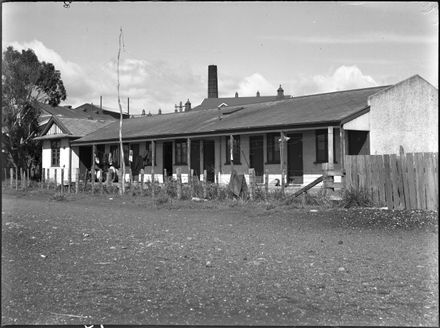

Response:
(151, 140), (156, 183)
(328, 127), (334, 169)
(230, 135), (234, 171)
(187, 138), (191, 187)
(117, 27), (125, 195)
(280, 131), (285, 195)
(92, 144), (96, 187)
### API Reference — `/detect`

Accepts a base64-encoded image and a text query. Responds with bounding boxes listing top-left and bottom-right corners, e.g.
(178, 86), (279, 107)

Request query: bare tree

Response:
(117, 28), (125, 194)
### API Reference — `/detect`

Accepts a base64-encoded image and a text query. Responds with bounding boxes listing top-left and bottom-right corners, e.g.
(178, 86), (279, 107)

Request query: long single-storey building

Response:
(36, 73), (438, 186)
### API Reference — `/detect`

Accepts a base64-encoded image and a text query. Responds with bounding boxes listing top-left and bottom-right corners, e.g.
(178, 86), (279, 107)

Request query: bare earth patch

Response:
(1, 191), (438, 326)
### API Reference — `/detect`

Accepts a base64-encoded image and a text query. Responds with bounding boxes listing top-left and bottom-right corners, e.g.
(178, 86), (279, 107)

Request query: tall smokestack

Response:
(208, 65), (218, 98)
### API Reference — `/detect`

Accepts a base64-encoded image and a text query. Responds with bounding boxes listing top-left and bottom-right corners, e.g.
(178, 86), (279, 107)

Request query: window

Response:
(51, 141), (60, 167)
(143, 141), (157, 166)
(225, 136), (241, 164)
(267, 133), (280, 164)
(175, 140), (187, 165)
(315, 129), (337, 163)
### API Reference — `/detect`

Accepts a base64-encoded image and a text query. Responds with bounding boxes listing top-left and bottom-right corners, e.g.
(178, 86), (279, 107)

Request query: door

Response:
(162, 142), (173, 176)
(203, 140), (215, 182)
(79, 146), (92, 176)
(191, 140), (200, 177)
(249, 136), (264, 177)
(287, 133), (303, 184)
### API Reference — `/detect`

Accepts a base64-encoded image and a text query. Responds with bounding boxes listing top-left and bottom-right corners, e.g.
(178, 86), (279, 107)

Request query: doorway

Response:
(249, 136), (264, 177)
(79, 146), (92, 176)
(191, 140), (200, 177)
(203, 140), (215, 182)
(287, 133), (303, 184)
(163, 142), (173, 176)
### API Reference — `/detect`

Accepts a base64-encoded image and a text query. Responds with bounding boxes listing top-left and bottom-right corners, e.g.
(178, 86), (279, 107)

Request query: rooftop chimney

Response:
(185, 99), (191, 111)
(256, 91), (260, 97)
(235, 92), (239, 98)
(208, 65), (218, 98)
(277, 84), (284, 99)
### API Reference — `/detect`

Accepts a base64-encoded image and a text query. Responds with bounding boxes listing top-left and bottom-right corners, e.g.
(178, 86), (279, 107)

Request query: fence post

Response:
(20, 168), (23, 190)
(10, 168), (13, 189)
(15, 167), (18, 190)
(68, 166), (72, 193)
(249, 168), (255, 201)
(75, 168), (79, 194)
(27, 168), (30, 188)
(61, 168), (64, 195)
(41, 168), (45, 190)
(47, 168), (50, 190)
(281, 168), (286, 196)
(140, 169), (145, 192)
(163, 169), (167, 184)
(203, 169), (208, 199)
(54, 169), (58, 191)
(214, 169), (218, 185)
(99, 169), (103, 195)
(177, 168), (182, 200)
(3, 168), (6, 183)
(83, 170), (88, 193)
(190, 169), (194, 197)
(118, 169), (123, 195)
(264, 169), (269, 199)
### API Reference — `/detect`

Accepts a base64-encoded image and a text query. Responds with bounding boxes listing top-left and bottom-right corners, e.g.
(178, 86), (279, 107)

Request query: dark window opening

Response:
(51, 141), (60, 167)
(315, 129), (337, 163)
(267, 133), (280, 164)
(175, 140), (187, 165)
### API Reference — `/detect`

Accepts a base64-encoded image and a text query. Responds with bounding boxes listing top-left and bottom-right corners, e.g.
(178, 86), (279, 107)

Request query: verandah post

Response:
(91, 144), (96, 188)
(151, 140), (156, 186)
(187, 138), (191, 191)
(280, 131), (285, 196)
(54, 169), (58, 191)
(140, 169), (145, 191)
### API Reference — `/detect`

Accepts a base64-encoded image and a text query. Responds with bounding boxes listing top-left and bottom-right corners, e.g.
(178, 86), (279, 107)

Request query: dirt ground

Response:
(1, 190), (438, 326)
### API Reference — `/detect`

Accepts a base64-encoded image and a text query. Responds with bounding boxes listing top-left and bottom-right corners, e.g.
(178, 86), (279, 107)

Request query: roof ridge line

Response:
(291, 85), (391, 100)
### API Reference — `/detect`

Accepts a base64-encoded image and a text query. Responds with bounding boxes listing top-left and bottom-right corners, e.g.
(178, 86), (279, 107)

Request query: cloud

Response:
(218, 72), (278, 98)
(260, 32), (438, 45)
(2, 40), (205, 114)
(285, 65), (378, 96)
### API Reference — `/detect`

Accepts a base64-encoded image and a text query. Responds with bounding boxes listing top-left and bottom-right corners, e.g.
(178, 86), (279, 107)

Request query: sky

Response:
(2, 1), (438, 115)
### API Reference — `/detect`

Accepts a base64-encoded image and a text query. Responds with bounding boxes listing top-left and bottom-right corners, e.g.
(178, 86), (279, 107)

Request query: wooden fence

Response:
(345, 151), (438, 210)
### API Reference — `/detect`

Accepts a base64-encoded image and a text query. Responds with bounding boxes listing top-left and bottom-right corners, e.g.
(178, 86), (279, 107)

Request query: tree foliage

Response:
(2, 46), (67, 170)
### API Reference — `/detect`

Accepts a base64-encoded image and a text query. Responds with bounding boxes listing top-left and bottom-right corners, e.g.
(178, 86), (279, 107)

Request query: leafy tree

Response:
(2, 46), (67, 171)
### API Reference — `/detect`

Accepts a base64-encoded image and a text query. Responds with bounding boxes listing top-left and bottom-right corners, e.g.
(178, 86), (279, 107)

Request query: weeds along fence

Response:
(344, 151), (438, 210)
(1, 167), (271, 201)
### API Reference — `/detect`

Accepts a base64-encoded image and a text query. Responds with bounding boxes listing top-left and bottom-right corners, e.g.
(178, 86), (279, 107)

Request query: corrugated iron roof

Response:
(35, 102), (90, 119)
(72, 85), (389, 145)
(191, 95), (291, 111)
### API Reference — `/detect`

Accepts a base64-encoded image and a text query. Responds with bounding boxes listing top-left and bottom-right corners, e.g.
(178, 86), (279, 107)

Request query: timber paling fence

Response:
(344, 151), (438, 211)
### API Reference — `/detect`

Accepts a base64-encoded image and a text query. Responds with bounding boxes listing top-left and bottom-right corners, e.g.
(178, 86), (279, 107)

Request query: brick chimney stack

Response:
(208, 65), (218, 98)
(277, 85), (284, 99)
(185, 99), (191, 111)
